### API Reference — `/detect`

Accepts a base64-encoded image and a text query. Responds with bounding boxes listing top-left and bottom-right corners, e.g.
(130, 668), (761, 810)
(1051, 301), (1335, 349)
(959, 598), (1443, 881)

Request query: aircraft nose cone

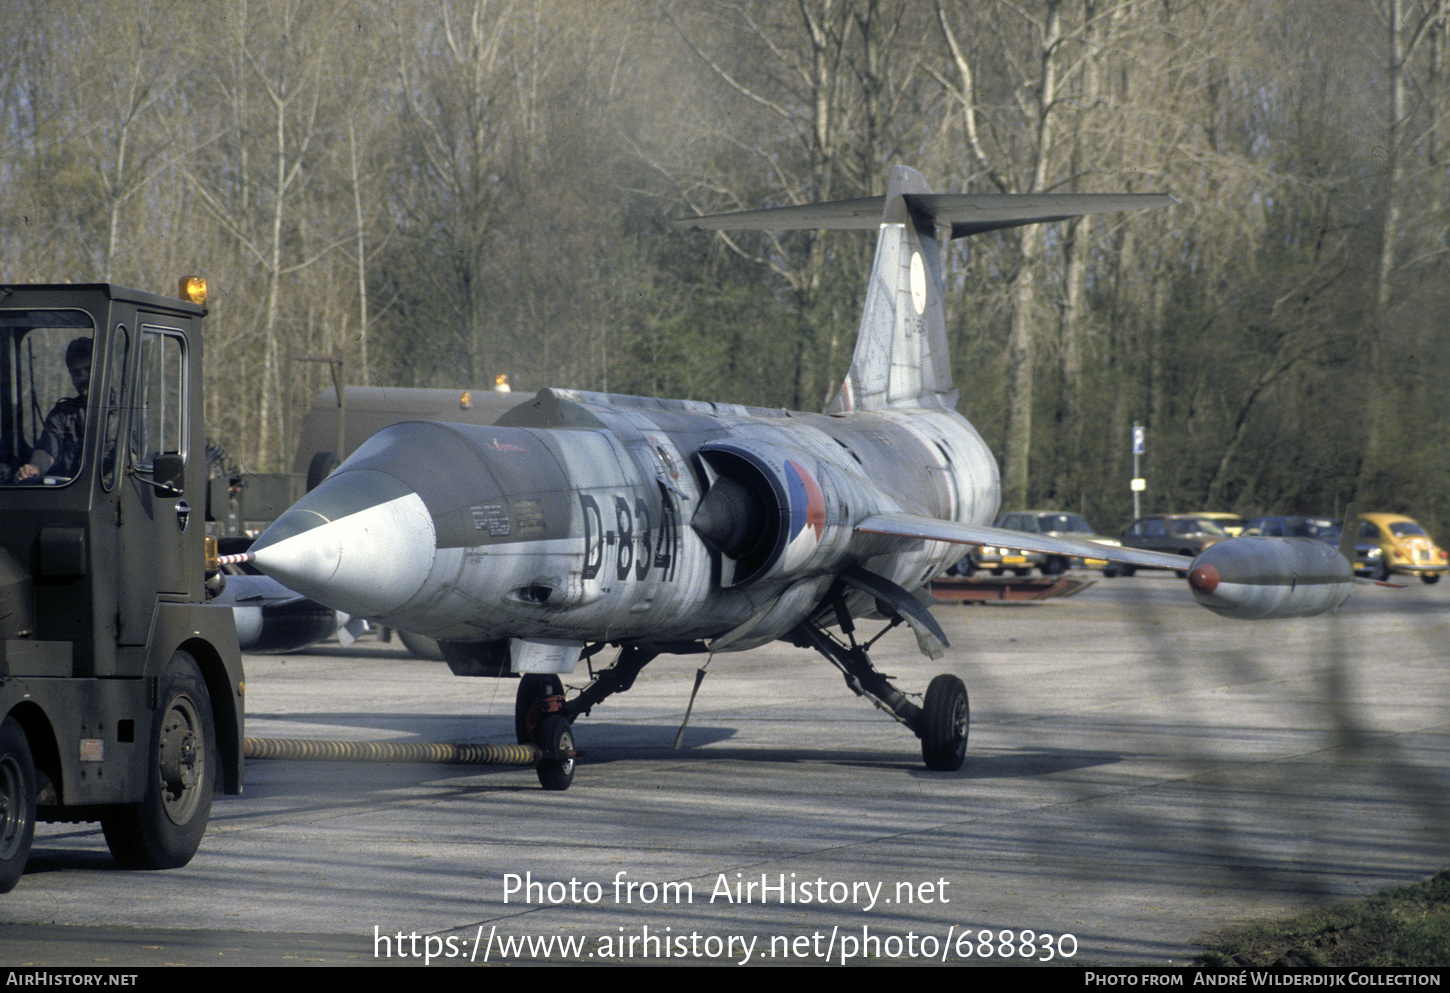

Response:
(250, 469), (435, 619)
(250, 507), (344, 587)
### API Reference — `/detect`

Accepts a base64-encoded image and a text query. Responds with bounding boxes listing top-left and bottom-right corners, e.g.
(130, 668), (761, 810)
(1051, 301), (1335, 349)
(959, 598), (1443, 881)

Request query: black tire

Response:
(101, 652), (215, 869)
(1102, 565), (1119, 578)
(306, 451), (339, 491)
(535, 715), (575, 791)
(1120, 565), (1136, 577)
(515, 674), (564, 745)
(1422, 573), (1441, 585)
(398, 630), (444, 660)
(0, 717), (37, 893)
(1042, 556), (1066, 577)
(920, 674), (969, 772)
(1374, 561), (1391, 582)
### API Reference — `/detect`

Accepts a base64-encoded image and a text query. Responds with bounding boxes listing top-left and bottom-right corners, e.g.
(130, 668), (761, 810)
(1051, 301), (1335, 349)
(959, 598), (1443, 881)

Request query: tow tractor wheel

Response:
(0, 717), (37, 893)
(920, 674), (969, 772)
(102, 651), (215, 869)
(535, 715), (575, 791)
(514, 674), (564, 745)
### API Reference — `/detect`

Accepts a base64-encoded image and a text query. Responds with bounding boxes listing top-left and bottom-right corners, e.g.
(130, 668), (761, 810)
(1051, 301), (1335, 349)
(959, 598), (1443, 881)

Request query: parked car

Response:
(962, 511), (1047, 576)
(1188, 511), (1247, 537)
(951, 510), (1121, 577)
(998, 510), (1122, 576)
(1240, 515), (1383, 578)
(1117, 514), (1231, 575)
(1240, 515), (1339, 539)
(1354, 513), (1449, 584)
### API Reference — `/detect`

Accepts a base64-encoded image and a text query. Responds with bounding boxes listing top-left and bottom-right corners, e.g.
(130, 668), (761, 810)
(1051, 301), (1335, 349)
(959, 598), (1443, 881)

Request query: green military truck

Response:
(0, 281), (244, 892)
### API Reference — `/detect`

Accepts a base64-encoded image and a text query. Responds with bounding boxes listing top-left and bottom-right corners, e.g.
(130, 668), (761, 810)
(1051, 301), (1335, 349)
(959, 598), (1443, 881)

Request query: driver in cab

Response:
(16, 336), (91, 482)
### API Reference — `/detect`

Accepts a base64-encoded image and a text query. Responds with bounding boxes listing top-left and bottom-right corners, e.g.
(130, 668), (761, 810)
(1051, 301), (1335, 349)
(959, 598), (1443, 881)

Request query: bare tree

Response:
(665, 0), (926, 409)
(1361, 0), (1448, 495)
(185, 0), (354, 468)
(393, 0), (518, 387)
(934, 0), (1079, 509)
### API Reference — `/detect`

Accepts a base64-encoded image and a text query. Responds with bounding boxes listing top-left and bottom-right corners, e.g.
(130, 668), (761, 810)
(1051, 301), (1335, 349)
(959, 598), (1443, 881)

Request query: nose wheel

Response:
(534, 715), (576, 791)
(509, 645), (661, 791)
(514, 674), (577, 791)
(514, 674), (564, 745)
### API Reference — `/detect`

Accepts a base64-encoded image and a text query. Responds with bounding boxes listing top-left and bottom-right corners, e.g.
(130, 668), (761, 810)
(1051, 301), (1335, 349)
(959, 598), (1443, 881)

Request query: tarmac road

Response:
(2, 575), (1447, 966)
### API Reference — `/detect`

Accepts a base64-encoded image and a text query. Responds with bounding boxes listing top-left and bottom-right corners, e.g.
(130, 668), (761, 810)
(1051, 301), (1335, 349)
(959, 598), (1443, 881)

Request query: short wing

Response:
(857, 513), (1193, 572)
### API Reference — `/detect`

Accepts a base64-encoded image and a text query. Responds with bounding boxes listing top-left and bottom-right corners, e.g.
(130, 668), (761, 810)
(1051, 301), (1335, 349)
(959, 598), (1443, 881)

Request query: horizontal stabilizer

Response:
(857, 513), (1193, 573)
(681, 169), (1175, 415)
(678, 192), (1176, 241)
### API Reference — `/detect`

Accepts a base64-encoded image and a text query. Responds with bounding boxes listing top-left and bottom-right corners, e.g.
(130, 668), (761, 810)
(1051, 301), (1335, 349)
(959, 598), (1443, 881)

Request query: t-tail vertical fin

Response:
(675, 172), (1175, 414)
(827, 165), (952, 413)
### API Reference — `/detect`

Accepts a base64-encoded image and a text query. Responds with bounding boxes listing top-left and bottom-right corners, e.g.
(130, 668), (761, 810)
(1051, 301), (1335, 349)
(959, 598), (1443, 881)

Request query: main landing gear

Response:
(789, 614), (969, 773)
(512, 645), (661, 792)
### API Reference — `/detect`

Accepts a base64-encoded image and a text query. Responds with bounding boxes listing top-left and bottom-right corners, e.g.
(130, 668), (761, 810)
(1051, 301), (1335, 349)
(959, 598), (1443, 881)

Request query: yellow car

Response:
(1355, 513), (1449, 584)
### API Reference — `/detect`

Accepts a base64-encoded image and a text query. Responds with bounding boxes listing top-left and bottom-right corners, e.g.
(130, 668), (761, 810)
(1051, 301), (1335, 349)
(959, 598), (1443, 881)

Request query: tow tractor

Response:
(0, 280), (244, 892)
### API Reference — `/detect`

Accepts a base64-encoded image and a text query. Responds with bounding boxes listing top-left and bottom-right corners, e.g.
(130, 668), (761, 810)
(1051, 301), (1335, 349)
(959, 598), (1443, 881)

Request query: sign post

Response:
(1131, 422), (1145, 519)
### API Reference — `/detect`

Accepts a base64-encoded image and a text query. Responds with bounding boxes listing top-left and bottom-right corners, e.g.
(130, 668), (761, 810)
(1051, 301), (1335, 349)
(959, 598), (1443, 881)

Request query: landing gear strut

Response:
(560, 645), (658, 724)
(510, 645), (660, 791)
(790, 614), (969, 772)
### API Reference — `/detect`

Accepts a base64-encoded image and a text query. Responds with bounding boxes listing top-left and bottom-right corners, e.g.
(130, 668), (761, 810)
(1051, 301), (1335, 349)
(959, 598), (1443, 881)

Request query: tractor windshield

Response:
(0, 311), (96, 487)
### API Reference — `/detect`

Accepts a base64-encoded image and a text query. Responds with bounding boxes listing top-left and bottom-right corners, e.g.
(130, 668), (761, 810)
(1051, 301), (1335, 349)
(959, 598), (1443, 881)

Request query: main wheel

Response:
(1422, 573), (1441, 585)
(920, 674), (969, 772)
(535, 715), (575, 791)
(515, 674), (564, 745)
(102, 652), (215, 869)
(0, 717), (37, 893)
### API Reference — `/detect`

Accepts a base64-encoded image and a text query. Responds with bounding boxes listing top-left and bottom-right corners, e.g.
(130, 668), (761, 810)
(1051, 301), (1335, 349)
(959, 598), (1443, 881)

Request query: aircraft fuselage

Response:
(250, 386), (999, 660)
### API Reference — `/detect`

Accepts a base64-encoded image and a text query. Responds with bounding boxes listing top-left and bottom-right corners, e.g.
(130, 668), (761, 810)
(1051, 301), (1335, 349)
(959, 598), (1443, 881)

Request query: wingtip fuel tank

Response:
(1185, 537), (1353, 619)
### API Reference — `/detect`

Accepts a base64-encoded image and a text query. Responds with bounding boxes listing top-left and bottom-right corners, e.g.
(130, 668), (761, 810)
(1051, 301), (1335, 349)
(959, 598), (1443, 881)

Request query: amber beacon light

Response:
(178, 275), (208, 306)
